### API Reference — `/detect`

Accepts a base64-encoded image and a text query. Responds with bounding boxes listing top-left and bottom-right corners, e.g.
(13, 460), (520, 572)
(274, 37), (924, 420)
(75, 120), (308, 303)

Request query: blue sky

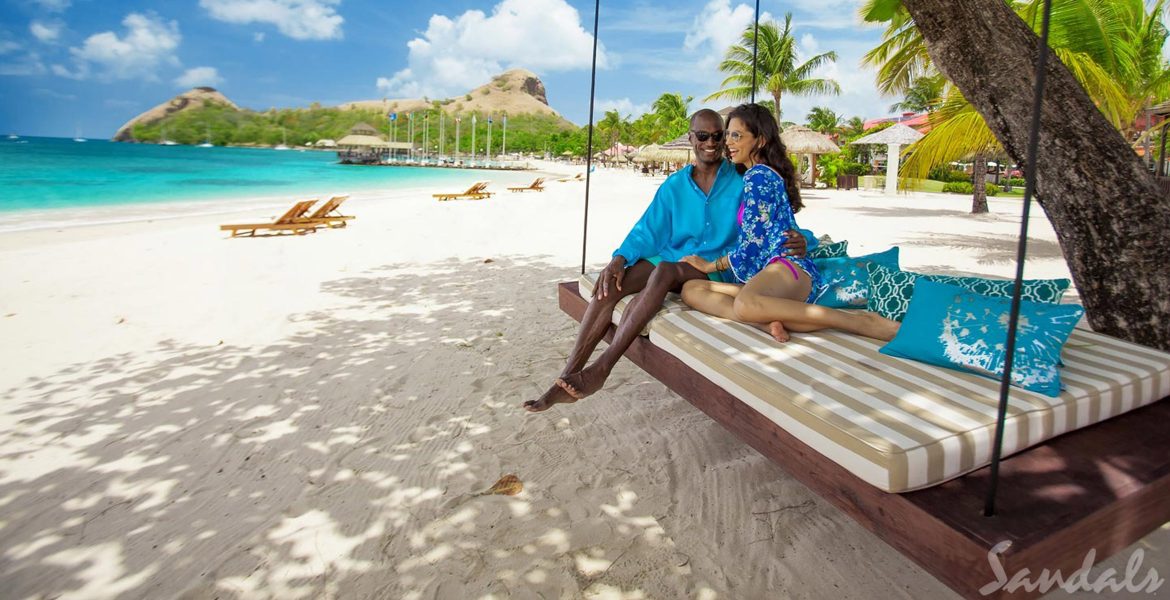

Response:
(0, 0), (892, 138)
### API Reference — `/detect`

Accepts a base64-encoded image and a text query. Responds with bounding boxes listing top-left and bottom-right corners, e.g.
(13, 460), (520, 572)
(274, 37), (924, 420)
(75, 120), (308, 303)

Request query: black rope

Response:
(984, 0), (1053, 517)
(750, 0), (760, 103)
(581, 0), (600, 275)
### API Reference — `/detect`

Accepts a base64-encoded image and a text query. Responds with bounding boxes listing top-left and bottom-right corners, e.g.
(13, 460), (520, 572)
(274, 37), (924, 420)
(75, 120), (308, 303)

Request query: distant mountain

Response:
(113, 87), (238, 142)
(113, 69), (573, 142)
(340, 68), (570, 125)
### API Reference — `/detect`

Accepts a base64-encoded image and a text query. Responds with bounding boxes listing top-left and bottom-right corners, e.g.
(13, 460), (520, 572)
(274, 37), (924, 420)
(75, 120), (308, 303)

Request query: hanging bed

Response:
(559, 274), (1170, 600)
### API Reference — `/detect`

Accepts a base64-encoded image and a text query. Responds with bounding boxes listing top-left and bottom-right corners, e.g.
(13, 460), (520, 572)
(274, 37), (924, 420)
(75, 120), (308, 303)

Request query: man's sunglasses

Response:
(690, 130), (725, 143)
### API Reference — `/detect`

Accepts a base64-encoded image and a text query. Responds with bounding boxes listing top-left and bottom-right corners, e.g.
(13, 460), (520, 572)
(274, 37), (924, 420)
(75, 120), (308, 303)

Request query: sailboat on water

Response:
(197, 124), (213, 148)
(274, 127), (290, 150)
(73, 126), (86, 142)
(159, 124), (178, 146)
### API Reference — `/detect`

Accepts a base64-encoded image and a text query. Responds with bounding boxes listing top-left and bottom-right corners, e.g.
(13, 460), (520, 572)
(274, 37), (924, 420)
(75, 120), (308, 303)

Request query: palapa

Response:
(780, 125), (841, 154)
(850, 123), (925, 146)
(849, 124), (925, 195)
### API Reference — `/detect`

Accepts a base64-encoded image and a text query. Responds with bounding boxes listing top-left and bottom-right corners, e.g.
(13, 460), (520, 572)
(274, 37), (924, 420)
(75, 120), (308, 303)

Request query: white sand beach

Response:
(0, 164), (1165, 599)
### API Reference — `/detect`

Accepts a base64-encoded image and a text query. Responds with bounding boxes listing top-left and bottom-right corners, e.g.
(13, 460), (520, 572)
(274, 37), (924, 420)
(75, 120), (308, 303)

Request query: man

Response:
(524, 108), (811, 412)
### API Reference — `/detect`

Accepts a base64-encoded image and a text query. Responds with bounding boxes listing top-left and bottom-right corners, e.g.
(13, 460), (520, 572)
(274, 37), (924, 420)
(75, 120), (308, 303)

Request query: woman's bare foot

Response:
(768, 321), (790, 342)
(863, 312), (901, 341)
(523, 384), (578, 412)
(554, 366), (607, 401)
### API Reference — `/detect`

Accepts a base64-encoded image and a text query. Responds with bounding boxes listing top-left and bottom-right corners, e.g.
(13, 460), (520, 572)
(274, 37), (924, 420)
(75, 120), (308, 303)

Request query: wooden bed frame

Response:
(558, 281), (1170, 600)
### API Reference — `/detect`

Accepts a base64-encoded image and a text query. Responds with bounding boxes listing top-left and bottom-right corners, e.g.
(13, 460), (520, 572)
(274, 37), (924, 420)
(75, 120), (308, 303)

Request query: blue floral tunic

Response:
(726, 165), (824, 302)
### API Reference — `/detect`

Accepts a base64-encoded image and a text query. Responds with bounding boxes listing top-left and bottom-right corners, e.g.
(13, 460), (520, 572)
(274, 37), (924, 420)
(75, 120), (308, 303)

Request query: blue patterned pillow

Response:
(808, 240), (848, 259)
(880, 279), (1084, 397)
(813, 247), (900, 308)
(867, 263), (1072, 322)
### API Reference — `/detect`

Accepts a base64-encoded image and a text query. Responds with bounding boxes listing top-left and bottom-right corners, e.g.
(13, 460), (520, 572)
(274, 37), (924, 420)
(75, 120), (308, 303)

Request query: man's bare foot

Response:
(768, 321), (790, 342)
(523, 384), (578, 413)
(554, 366), (607, 401)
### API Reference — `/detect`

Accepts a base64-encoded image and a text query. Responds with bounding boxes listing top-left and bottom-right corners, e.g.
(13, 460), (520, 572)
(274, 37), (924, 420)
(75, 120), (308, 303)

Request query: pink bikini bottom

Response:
(768, 256), (801, 280)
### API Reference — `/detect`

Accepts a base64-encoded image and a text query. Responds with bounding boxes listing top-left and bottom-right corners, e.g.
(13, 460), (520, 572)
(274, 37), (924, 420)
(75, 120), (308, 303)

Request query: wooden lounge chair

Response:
(219, 199), (319, 237)
(556, 172), (585, 182)
(297, 194), (353, 228)
(433, 181), (492, 201)
(507, 177), (546, 192)
(556, 276), (1170, 600)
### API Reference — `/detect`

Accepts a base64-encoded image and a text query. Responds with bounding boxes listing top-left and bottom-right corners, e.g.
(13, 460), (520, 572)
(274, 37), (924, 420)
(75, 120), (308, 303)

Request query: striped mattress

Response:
(648, 310), (1170, 493)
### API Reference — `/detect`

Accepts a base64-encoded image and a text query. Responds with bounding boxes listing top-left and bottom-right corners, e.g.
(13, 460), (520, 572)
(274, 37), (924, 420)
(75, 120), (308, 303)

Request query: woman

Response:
(681, 103), (899, 342)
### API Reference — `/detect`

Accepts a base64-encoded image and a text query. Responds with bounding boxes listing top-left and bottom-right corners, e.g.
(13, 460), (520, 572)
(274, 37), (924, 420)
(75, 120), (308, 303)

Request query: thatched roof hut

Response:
(349, 122), (381, 136)
(633, 144), (691, 164)
(780, 126), (841, 154)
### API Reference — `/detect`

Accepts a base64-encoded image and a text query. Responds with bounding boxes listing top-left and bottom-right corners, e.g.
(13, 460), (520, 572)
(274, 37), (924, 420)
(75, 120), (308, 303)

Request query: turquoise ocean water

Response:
(0, 136), (516, 215)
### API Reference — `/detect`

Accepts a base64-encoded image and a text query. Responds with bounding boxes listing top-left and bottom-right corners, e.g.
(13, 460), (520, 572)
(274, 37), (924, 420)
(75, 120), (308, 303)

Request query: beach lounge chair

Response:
(556, 172), (585, 182)
(507, 178), (546, 192)
(219, 199), (319, 237)
(297, 194), (353, 228)
(559, 273), (1170, 600)
(433, 181), (492, 201)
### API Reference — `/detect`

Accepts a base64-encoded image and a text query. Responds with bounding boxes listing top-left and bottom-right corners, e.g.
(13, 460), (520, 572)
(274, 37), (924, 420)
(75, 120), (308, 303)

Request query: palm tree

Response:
(705, 14), (841, 119)
(651, 93), (692, 141)
(596, 110), (629, 150)
(806, 106), (842, 135)
(889, 74), (946, 113)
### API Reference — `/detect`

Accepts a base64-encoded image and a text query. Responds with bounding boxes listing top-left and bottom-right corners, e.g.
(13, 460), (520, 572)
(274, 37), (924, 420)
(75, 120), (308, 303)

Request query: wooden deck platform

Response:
(558, 281), (1170, 599)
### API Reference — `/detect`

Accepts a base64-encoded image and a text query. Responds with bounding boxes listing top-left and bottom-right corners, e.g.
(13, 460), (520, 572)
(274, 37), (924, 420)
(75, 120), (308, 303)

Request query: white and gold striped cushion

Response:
(577, 272), (690, 336)
(650, 311), (1170, 493)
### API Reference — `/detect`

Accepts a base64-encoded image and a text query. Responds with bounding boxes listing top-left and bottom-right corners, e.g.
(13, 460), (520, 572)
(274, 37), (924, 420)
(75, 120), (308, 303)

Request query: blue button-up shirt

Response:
(614, 160), (743, 264)
(614, 159), (816, 265)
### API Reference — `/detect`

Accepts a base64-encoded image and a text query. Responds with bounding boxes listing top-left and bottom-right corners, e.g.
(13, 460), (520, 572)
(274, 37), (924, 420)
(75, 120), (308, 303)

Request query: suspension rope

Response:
(580, 0), (601, 275)
(984, 0), (1053, 517)
(750, 0), (760, 103)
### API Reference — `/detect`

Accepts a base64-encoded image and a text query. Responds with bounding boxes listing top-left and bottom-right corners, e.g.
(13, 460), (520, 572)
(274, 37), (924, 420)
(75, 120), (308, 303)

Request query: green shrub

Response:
(942, 181), (1000, 196)
(843, 162), (870, 175)
(948, 170), (971, 183)
(1004, 177), (1026, 187)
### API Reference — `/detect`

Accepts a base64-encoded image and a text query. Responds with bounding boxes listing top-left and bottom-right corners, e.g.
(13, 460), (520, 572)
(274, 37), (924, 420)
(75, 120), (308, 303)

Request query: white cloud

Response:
(253, 32), (265, 42)
(32, 0), (70, 12)
(683, 0), (773, 71)
(800, 33), (819, 55)
(200, 0), (343, 41)
(0, 51), (46, 76)
(597, 98), (651, 118)
(175, 66), (223, 88)
(376, 0), (606, 99)
(0, 40), (22, 55)
(30, 20), (63, 43)
(31, 87), (76, 100)
(56, 13), (180, 81)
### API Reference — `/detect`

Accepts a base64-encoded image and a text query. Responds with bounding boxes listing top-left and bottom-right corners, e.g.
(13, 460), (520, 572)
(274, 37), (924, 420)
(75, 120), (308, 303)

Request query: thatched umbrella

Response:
(850, 123), (925, 195)
(633, 144), (691, 164)
(780, 126), (841, 186)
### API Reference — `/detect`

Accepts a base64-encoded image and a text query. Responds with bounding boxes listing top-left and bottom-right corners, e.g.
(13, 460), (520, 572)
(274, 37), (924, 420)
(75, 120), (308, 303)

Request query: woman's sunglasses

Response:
(690, 130), (725, 143)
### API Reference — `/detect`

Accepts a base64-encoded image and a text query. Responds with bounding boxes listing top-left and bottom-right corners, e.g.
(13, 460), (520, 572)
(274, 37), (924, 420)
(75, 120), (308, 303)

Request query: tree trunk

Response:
(902, 0), (1170, 350)
(971, 152), (988, 214)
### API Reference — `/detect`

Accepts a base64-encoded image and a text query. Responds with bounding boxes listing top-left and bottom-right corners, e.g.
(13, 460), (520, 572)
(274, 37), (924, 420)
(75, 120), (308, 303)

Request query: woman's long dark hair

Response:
(726, 103), (803, 212)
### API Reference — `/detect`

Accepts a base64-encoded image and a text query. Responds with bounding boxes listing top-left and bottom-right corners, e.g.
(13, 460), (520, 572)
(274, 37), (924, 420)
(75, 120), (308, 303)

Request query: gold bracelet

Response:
(716, 256), (728, 272)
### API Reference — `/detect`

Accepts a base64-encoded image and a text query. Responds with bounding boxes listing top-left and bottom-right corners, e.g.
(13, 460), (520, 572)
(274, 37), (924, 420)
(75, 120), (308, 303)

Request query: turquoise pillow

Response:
(867, 263), (1072, 322)
(808, 240), (848, 259)
(880, 279), (1084, 397)
(813, 247), (900, 308)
